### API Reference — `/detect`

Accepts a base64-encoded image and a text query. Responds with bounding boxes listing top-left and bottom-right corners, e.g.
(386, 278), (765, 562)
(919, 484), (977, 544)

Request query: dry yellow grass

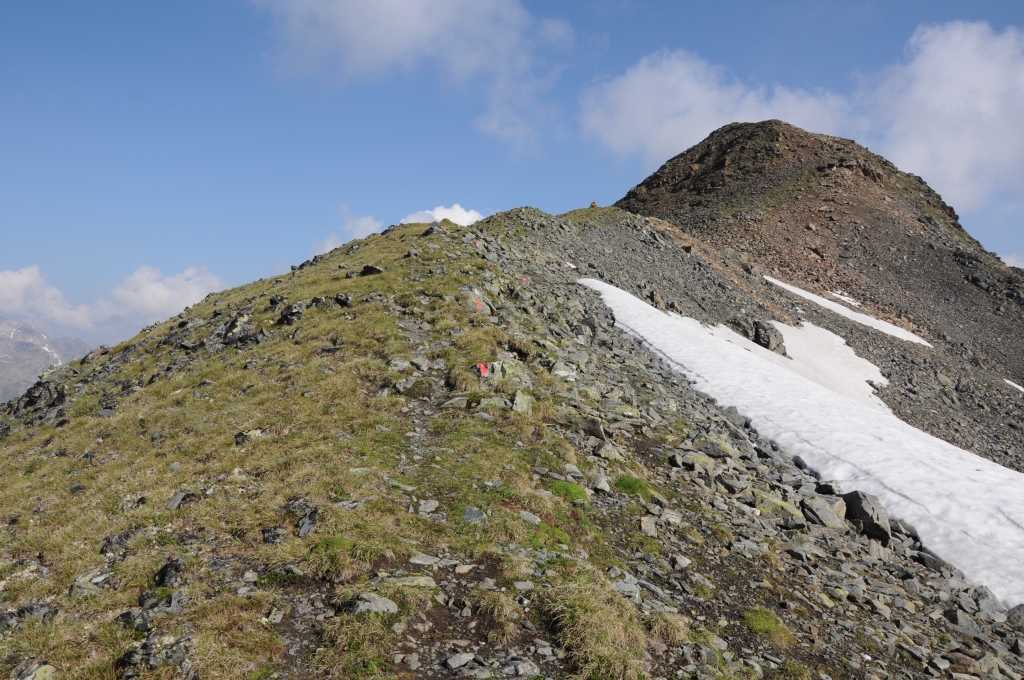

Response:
(538, 564), (648, 680)
(0, 215), (668, 679)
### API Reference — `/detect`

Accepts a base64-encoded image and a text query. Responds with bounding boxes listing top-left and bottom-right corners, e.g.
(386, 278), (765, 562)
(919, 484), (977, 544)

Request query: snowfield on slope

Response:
(706, 320), (890, 413)
(765, 275), (932, 347)
(581, 278), (1024, 606)
(828, 291), (861, 307)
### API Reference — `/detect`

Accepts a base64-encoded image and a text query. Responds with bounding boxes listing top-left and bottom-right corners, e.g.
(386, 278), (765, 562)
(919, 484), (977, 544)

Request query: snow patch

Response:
(581, 277), (1024, 606)
(705, 321), (890, 413)
(1006, 379), (1024, 394)
(765, 276), (932, 347)
(828, 291), (861, 307)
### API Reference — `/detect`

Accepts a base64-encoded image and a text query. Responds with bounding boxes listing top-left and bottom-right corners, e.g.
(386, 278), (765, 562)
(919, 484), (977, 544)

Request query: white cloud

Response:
(0, 264), (226, 344)
(0, 266), (92, 329)
(580, 49), (847, 167)
(399, 204), (484, 226)
(864, 22), (1024, 210)
(106, 266), (226, 321)
(580, 22), (1024, 215)
(255, 0), (533, 79)
(1002, 253), (1024, 269)
(314, 234), (345, 254)
(313, 204), (384, 254)
(253, 0), (572, 152)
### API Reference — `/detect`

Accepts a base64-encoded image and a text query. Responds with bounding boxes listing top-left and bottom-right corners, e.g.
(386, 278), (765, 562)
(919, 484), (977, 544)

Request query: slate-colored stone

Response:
(801, 496), (847, 530)
(348, 592), (398, 615)
(10, 661), (57, 680)
(262, 527), (288, 544)
(154, 559), (184, 588)
(1007, 604), (1024, 630)
(463, 506), (488, 528)
(842, 491), (891, 545)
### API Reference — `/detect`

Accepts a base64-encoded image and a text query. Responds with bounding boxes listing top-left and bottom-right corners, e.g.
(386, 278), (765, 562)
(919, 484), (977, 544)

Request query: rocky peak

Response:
(617, 120), (1024, 385)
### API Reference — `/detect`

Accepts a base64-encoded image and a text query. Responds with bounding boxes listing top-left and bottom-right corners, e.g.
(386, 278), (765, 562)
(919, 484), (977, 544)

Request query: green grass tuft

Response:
(766, 659), (810, 679)
(743, 607), (794, 648)
(550, 480), (588, 504)
(614, 475), (650, 499)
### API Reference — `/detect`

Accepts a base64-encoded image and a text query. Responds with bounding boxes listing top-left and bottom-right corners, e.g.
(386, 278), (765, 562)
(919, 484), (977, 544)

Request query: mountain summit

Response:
(1, 123), (1023, 679)
(618, 120), (1024, 384)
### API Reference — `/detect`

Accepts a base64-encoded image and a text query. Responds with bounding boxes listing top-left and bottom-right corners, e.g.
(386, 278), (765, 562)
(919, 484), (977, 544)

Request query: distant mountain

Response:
(0, 317), (89, 403)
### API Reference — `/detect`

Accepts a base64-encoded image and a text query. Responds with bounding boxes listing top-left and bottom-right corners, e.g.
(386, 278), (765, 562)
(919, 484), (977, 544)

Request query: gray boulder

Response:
(590, 474), (611, 493)
(348, 592), (398, 615)
(842, 491), (891, 545)
(801, 496), (847, 530)
(16, 603), (58, 623)
(974, 586), (1006, 614)
(912, 550), (957, 574)
(1007, 604), (1024, 630)
(463, 506), (488, 528)
(446, 652), (475, 669)
(11, 661), (56, 680)
(154, 558), (184, 588)
(116, 607), (155, 632)
(262, 527), (288, 544)
(754, 320), (786, 354)
(119, 631), (195, 673)
(278, 301), (306, 325)
(815, 480), (843, 495)
(68, 581), (102, 598)
(595, 441), (624, 462)
(890, 517), (919, 540)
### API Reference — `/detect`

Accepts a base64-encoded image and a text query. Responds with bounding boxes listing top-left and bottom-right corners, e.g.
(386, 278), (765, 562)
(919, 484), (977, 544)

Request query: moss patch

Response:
(550, 480), (588, 504)
(743, 607), (794, 648)
(614, 475), (650, 500)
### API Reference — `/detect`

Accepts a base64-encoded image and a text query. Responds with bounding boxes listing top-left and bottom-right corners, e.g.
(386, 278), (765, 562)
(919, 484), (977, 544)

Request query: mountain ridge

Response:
(0, 124), (1022, 679)
(616, 119), (1024, 385)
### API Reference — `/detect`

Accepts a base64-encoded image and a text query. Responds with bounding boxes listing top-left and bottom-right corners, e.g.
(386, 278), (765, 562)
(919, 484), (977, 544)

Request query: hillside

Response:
(2, 202), (1024, 680)
(0, 318), (89, 403)
(617, 120), (1024, 385)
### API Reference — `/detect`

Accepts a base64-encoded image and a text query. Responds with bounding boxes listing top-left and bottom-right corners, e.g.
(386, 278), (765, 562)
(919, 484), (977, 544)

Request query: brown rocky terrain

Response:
(617, 120), (1024, 387)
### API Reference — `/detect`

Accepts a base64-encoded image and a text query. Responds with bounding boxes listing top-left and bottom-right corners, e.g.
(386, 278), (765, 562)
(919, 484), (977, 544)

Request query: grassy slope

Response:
(0, 218), (680, 679)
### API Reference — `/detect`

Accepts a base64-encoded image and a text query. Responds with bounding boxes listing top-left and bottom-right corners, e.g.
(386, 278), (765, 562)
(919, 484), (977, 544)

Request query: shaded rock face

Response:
(842, 491), (891, 545)
(617, 120), (1024, 386)
(726, 316), (786, 355)
(2, 380), (68, 428)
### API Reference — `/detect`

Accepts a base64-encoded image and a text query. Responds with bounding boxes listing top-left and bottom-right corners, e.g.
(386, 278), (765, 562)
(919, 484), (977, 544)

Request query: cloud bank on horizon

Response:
(581, 21), (1024, 216)
(313, 203), (385, 255)
(399, 204), (485, 226)
(313, 203), (484, 257)
(0, 264), (226, 346)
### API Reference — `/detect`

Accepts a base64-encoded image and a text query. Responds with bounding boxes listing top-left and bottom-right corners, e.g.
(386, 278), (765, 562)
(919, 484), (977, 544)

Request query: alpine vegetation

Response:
(2, 121), (1024, 680)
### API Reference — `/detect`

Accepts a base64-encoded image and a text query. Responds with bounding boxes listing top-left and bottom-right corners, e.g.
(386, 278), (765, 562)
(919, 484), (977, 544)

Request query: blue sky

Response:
(2, 1), (1023, 344)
